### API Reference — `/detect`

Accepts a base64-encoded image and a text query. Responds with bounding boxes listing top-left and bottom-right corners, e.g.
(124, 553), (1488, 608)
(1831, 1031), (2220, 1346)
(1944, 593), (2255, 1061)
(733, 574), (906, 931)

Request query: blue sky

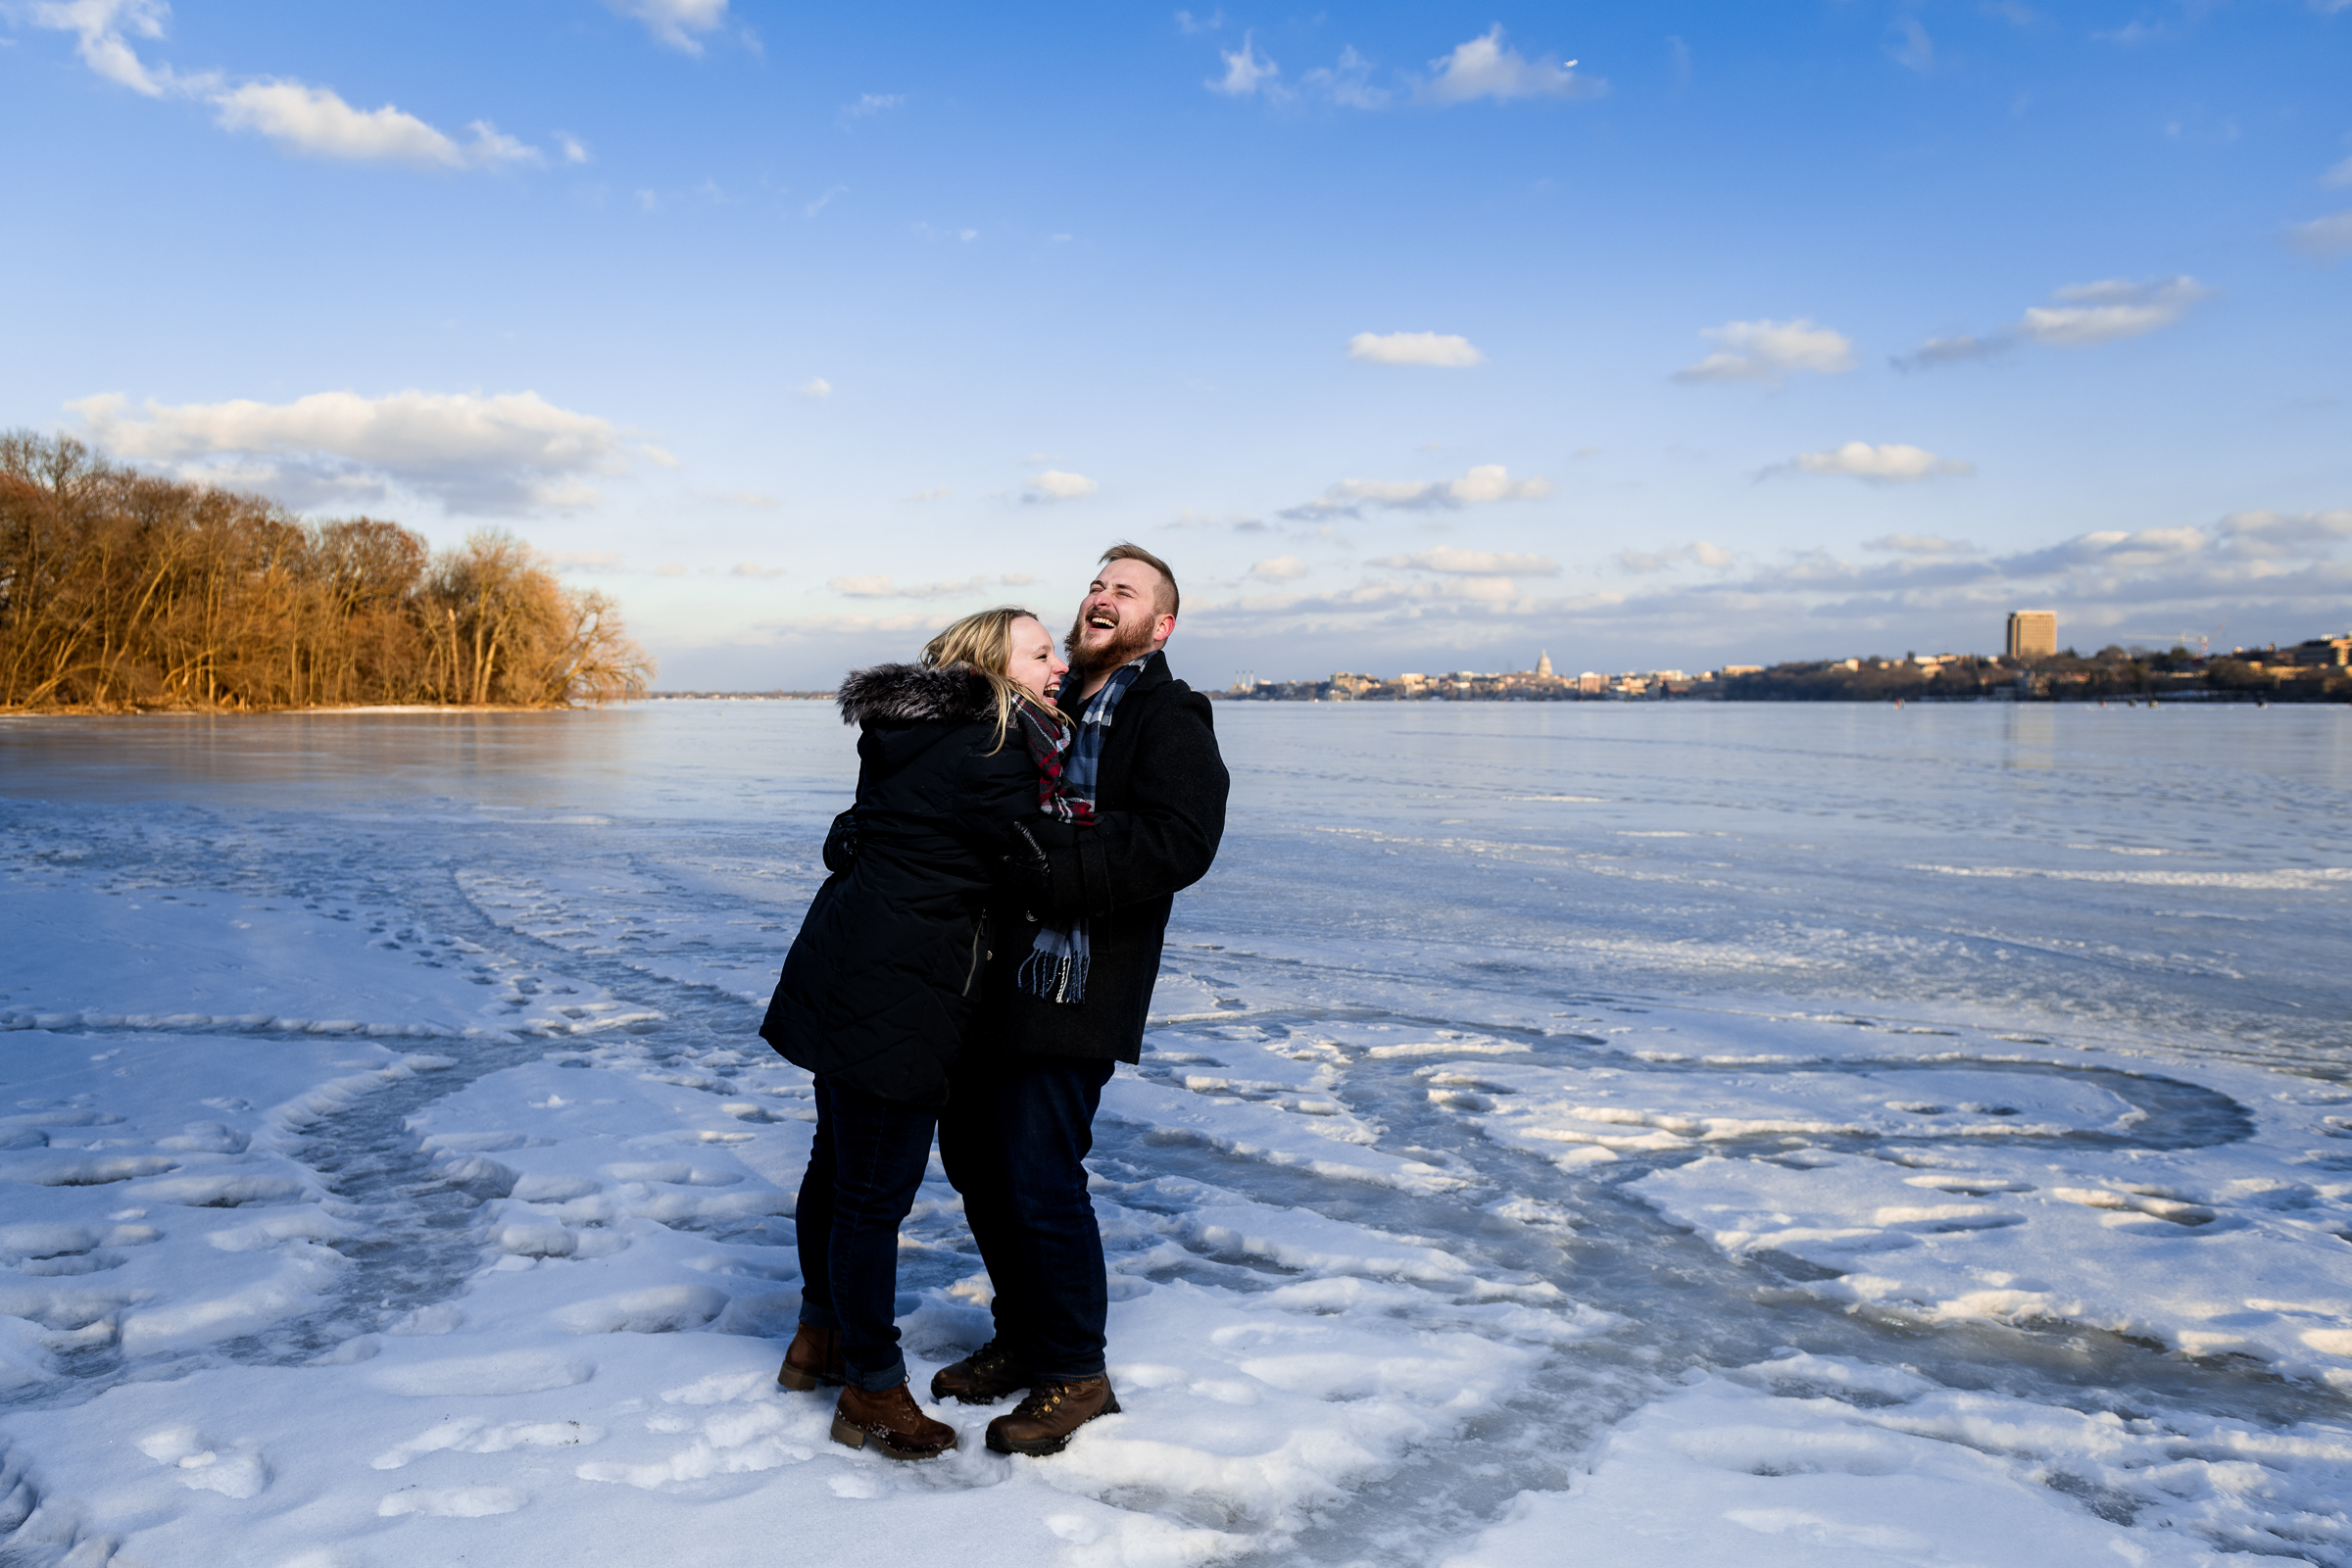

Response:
(6, 0), (2349, 688)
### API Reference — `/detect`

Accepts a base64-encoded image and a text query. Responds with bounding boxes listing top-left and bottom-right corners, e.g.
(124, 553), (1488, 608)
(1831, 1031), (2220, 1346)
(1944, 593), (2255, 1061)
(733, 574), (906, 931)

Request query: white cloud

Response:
(2326, 155), (2352, 189)
(606, 0), (728, 53)
(1347, 330), (1485, 368)
(1616, 542), (1733, 572)
(545, 550), (623, 573)
(1250, 555), (1309, 580)
(70, 387), (634, 514)
(1889, 16), (1936, 73)
(1283, 465), (1551, 519)
(1865, 533), (1976, 556)
(1674, 318), (1855, 383)
(559, 133), (591, 165)
(1208, 31), (1276, 95)
(899, 487), (953, 503)
(1441, 575), (1522, 601)
(1899, 276), (2212, 367)
(1780, 442), (1974, 483)
(212, 81), (537, 168)
(799, 378), (833, 399)
(28, 0), (537, 174)
(1025, 469), (1099, 503)
(842, 93), (903, 120)
(729, 562), (786, 577)
(1370, 548), (1560, 575)
(2289, 211), (2352, 260)
(1301, 46), (1388, 109)
(29, 0), (170, 95)
(1175, 9), (1225, 34)
(1897, 332), (2011, 368)
(2017, 275), (2211, 345)
(1171, 502), (2352, 670)
(826, 574), (994, 601)
(1420, 25), (1597, 104)
(2217, 509), (2352, 555)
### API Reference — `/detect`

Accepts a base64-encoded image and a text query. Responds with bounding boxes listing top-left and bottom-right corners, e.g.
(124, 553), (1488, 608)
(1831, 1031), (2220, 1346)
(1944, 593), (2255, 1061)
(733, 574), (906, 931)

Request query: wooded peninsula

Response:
(0, 432), (653, 712)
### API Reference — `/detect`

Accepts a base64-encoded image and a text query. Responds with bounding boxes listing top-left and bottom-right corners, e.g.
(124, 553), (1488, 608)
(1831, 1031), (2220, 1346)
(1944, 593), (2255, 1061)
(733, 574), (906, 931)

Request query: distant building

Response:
(1535, 650), (1554, 678)
(2007, 611), (2057, 660)
(1721, 664), (1763, 676)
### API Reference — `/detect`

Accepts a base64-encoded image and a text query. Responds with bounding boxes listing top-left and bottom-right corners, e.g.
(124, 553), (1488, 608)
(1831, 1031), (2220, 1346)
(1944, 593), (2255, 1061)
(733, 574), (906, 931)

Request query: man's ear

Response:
(1152, 613), (1177, 646)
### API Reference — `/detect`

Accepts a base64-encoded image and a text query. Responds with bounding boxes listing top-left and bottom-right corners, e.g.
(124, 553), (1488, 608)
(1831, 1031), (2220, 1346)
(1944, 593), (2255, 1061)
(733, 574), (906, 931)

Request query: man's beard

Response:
(1064, 607), (1156, 688)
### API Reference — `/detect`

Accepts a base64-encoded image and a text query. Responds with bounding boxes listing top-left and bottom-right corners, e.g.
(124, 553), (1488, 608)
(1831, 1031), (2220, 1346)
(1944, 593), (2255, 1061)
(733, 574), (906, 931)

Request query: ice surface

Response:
(1, 703), (2348, 1567)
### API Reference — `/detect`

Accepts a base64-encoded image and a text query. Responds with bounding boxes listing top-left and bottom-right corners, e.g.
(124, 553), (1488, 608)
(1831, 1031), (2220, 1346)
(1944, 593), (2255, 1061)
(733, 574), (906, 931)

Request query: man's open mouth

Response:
(1087, 611), (1118, 630)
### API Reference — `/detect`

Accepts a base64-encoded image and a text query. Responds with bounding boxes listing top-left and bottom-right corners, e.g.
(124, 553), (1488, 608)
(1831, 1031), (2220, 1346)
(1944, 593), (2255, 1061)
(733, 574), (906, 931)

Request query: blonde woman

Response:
(759, 607), (1069, 1460)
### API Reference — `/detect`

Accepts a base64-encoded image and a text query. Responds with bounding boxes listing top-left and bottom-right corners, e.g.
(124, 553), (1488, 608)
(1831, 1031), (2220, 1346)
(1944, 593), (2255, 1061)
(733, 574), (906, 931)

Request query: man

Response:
(932, 543), (1230, 1456)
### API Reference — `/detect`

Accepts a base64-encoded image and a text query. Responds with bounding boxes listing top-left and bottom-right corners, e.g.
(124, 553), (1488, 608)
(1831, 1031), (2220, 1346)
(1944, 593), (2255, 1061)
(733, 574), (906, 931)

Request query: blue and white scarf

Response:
(1015, 652), (1154, 1004)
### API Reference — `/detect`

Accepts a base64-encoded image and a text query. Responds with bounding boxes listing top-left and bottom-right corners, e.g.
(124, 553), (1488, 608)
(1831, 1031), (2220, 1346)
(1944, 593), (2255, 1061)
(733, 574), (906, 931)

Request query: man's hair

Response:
(1102, 542), (1179, 619)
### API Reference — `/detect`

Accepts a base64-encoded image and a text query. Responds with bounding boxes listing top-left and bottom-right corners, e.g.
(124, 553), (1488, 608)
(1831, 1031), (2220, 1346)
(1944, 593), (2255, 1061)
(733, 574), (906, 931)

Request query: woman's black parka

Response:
(759, 662), (1038, 1103)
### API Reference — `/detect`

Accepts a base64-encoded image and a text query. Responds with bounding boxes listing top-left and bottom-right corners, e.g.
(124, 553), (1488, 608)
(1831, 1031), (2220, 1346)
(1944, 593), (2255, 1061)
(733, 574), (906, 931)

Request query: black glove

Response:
(821, 808), (858, 874)
(1001, 819), (1054, 911)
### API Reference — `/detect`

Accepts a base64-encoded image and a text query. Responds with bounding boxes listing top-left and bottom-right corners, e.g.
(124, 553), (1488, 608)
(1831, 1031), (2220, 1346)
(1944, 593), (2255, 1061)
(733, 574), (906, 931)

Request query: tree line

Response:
(0, 431), (653, 711)
(1719, 649), (2350, 702)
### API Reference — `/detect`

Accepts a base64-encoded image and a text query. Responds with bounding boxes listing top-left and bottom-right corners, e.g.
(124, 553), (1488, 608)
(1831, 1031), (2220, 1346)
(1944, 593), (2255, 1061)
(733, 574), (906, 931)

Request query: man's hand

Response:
(822, 808), (858, 874)
(1002, 817), (1079, 914)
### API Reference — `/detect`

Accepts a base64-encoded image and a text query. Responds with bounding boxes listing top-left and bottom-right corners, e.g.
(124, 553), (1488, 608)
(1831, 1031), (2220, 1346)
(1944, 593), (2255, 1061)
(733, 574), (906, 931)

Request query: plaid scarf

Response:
(1010, 653), (1153, 1004)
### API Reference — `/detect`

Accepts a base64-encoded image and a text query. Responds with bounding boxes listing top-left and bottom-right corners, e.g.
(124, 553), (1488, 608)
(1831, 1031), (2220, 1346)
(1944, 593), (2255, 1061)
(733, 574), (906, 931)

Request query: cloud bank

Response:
(28, 0), (540, 169)
(1173, 509), (2352, 669)
(1281, 465), (1551, 519)
(70, 388), (640, 513)
(1901, 276), (2212, 366)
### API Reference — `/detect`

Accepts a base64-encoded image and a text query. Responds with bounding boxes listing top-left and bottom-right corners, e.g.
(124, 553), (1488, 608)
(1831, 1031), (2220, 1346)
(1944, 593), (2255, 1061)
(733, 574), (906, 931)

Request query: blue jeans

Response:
(795, 1076), (938, 1391)
(938, 1051), (1116, 1381)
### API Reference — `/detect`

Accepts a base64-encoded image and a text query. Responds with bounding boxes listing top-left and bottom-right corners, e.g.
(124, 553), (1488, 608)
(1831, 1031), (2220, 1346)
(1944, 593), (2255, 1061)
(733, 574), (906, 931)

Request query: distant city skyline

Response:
(5, 2), (2348, 689)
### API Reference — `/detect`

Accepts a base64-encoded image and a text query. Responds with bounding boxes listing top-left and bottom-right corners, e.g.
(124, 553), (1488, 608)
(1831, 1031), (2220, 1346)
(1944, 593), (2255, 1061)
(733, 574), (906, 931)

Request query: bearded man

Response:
(932, 542), (1230, 1456)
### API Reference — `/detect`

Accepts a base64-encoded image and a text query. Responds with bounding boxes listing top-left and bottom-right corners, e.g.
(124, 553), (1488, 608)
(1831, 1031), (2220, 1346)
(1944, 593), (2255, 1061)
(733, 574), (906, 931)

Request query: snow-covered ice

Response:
(1, 702), (2347, 1566)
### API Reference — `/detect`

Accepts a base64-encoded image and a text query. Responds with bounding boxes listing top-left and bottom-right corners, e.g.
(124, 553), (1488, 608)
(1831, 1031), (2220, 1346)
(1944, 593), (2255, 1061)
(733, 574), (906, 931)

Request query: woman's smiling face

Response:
(1005, 614), (1068, 702)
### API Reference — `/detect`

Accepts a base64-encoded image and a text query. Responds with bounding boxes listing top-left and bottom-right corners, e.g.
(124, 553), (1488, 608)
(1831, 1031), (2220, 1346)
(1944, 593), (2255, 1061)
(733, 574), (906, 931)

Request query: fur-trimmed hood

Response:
(837, 662), (999, 727)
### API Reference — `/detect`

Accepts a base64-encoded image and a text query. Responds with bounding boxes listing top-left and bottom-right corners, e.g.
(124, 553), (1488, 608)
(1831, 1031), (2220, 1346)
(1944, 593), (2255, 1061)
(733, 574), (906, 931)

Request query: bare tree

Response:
(0, 431), (657, 712)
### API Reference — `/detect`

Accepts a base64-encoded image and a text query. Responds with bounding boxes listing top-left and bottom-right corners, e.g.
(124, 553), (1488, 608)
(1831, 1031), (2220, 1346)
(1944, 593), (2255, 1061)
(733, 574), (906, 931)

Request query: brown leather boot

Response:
(983, 1376), (1120, 1457)
(929, 1340), (1035, 1405)
(775, 1323), (844, 1392)
(830, 1383), (958, 1461)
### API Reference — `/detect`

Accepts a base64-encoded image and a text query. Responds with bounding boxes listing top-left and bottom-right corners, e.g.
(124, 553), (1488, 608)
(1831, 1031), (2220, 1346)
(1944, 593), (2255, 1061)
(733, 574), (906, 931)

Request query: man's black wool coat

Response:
(975, 650), (1229, 1063)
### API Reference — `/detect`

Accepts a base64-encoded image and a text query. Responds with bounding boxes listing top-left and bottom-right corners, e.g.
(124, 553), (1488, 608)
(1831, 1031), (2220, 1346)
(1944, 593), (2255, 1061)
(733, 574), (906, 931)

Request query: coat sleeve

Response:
(949, 737), (1045, 863)
(1041, 689), (1228, 917)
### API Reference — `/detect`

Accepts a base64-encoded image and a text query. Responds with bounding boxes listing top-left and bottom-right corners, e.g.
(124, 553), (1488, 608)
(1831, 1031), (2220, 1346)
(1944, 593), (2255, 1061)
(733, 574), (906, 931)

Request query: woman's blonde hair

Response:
(922, 605), (1059, 751)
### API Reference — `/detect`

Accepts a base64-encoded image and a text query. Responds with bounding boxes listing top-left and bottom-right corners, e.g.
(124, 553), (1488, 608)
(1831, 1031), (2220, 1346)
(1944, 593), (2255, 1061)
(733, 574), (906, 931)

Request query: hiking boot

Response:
(984, 1375), (1120, 1457)
(829, 1383), (958, 1461)
(930, 1340), (1035, 1405)
(775, 1323), (844, 1392)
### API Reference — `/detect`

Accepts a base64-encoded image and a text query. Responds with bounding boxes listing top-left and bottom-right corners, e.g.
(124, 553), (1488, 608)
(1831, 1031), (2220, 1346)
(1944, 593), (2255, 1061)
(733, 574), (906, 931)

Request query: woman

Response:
(758, 606), (1070, 1461)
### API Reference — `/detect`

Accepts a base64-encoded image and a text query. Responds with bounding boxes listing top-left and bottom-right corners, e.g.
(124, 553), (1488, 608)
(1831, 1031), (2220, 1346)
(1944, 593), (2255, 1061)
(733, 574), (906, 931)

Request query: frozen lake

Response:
(1, 701), (2348, 1567)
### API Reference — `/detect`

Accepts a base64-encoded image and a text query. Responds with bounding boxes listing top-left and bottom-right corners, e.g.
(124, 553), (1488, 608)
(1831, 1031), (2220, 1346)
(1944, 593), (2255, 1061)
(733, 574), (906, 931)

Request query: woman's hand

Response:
(822, 808), (858, 874)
